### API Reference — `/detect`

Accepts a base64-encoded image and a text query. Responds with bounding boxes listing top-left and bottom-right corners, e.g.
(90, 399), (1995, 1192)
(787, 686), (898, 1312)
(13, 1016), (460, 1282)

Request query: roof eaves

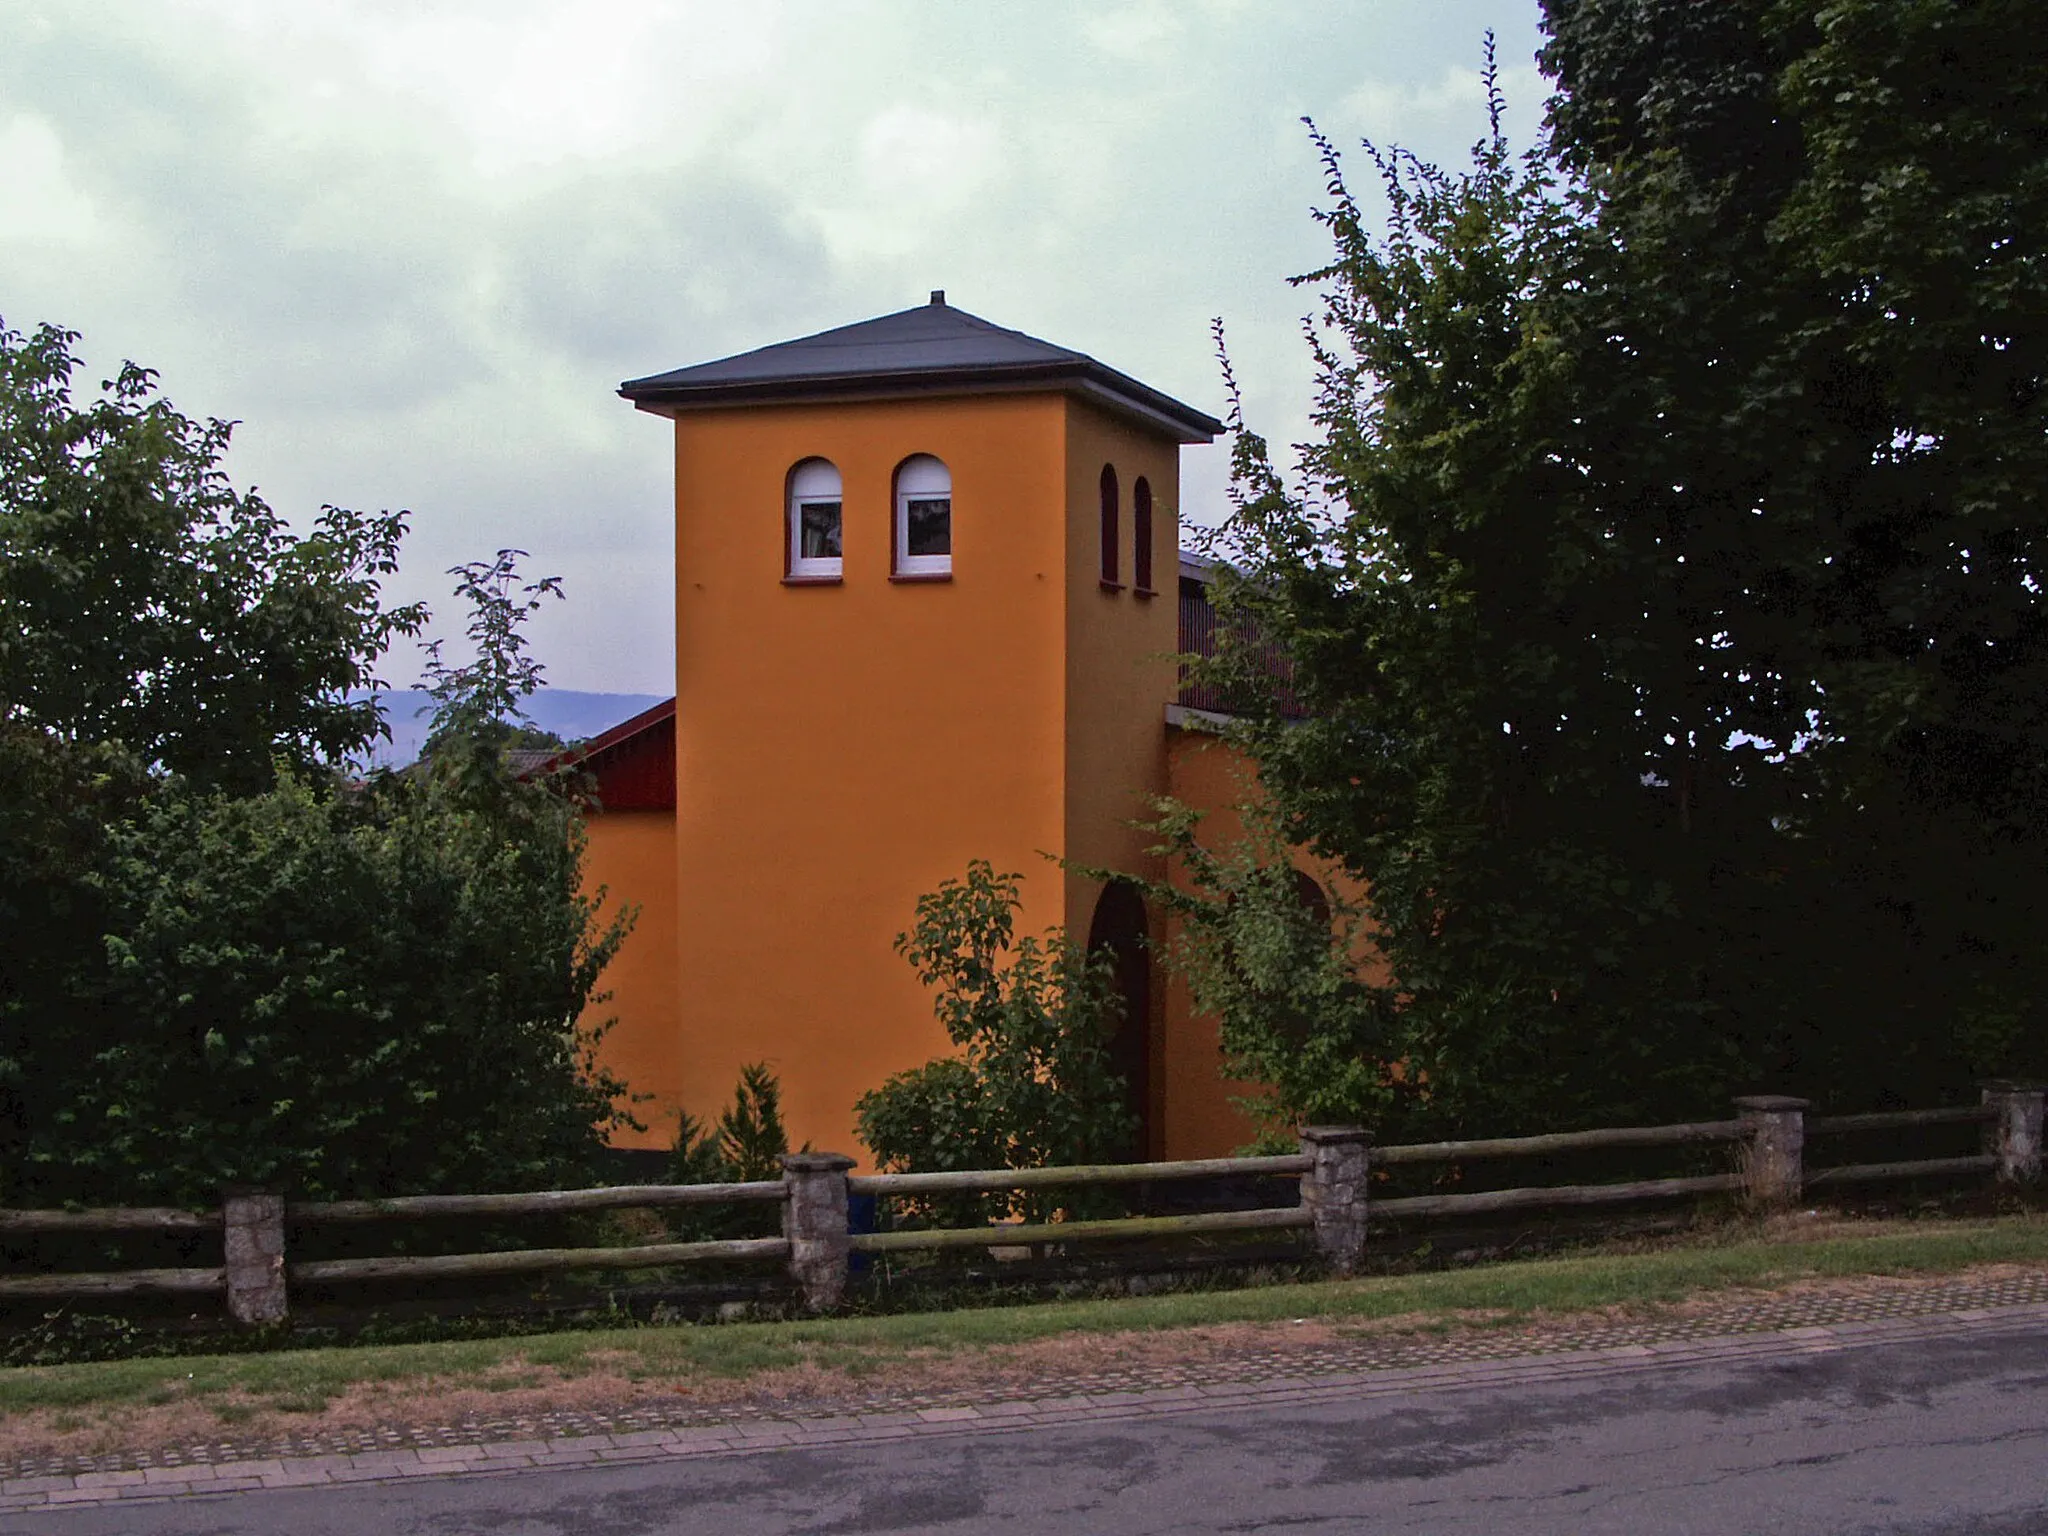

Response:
(621, 360), (1221, 444)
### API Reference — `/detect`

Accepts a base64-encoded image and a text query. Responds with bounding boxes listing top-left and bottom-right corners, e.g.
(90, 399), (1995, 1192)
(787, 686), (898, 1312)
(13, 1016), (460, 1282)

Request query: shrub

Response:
(855, 863), (1133, 1223)
(665, 1063), (792, 1241)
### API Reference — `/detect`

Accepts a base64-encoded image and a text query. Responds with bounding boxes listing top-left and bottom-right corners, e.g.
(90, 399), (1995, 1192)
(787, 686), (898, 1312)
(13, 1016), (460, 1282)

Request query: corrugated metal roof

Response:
(619, 294), (1222, 444)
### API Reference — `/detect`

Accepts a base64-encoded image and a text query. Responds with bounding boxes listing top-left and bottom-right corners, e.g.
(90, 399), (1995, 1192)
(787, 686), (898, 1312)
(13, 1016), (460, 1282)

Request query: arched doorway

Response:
(1087, 881), (1151, 1159)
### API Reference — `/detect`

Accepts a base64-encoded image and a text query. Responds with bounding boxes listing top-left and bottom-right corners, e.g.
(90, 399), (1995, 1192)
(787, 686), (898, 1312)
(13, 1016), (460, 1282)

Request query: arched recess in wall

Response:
(1260, 870), (1337, 1051)
(1098, 464), (1120, 588)
(1132, 476), (1154, 594)
(1292, 869), (1331, 931)
(1087, 879), (1150, 1158)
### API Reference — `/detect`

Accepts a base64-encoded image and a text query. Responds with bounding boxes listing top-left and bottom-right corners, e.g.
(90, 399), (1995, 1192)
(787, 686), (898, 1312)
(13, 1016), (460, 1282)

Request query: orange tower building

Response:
(582, 294), (1290, 1163)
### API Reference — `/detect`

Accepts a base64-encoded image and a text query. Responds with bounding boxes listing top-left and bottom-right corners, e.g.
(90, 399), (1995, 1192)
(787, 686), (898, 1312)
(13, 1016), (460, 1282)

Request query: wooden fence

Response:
(1, 1085), (2039, 1326)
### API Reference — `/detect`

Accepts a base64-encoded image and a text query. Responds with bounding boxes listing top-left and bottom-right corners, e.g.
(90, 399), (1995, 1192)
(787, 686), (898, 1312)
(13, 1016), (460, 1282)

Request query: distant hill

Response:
(355, 690), (669, 769)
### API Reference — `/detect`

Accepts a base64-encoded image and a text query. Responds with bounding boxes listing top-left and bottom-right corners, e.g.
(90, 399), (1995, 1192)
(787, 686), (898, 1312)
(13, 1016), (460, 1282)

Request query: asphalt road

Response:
(10, 1323), (2048, 1535)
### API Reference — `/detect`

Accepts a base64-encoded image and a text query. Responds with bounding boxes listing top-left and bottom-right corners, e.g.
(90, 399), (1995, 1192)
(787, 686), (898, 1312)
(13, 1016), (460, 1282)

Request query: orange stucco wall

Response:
(1160, 727), (1270, 1157)
(1159, 723), (1382, 1157)
(667, 394), (1088, 1163)
(596, 375), (1375, 1168)
(586, 698), (1383, 1161)
(1061, 401), (1182, 1153)
(579, 810), (681, 1149)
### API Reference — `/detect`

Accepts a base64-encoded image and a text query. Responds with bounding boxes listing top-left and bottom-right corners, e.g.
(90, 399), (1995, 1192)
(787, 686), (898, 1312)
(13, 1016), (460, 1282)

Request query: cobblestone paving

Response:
(6, 1266), (2047, 1489)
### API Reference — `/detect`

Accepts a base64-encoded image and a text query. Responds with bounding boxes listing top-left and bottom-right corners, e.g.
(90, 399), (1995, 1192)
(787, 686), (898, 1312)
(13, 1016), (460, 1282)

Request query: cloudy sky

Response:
(1, 0), (1546, 695)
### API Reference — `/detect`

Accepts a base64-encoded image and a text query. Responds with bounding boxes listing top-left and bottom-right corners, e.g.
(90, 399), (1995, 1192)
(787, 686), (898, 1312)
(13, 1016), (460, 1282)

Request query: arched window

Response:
(1132, 476), (1155, 595)
(893, 454), (952, 579)
(1099, 463), (1120, 588)
(786, 458), (842, 582)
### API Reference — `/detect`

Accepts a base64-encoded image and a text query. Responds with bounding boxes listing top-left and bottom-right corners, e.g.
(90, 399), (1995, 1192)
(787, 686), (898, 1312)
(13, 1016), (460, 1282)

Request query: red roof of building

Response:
(538, 697), (676, 812)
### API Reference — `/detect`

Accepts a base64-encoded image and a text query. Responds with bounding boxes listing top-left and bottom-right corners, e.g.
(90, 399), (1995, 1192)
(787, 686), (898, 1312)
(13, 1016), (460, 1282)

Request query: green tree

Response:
(1536, 0), (2048, 1094)
(855, 863), (1133, 1220)
(4, 552), (634, 1204)
(1210, 58), (1704, 1139)
(418, 549), (565, 778)
(42, 761), (632, 1203)
(0, 321), (634, 1203)
(0, 319), (432, 1154)
(0, 319), (423, 790)
(1212, 11), (2048, 1136)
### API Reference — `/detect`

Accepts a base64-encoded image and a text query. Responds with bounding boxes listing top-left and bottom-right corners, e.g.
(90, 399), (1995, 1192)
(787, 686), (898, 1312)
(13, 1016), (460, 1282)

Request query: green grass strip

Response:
(3, 1214), (2043, 1417)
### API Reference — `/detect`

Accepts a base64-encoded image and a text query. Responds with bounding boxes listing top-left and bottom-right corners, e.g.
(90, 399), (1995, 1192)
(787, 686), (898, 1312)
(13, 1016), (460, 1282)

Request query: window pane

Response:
(906, 497), (951, 557)
(800, 500), (841, 559)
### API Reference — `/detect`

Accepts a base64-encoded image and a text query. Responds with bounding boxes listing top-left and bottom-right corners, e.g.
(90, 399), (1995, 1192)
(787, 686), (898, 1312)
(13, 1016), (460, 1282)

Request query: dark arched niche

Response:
(1292, 869), (1331, 930)
(1086, 880), (1151, 1158)
(1098, 463), (1120, 586)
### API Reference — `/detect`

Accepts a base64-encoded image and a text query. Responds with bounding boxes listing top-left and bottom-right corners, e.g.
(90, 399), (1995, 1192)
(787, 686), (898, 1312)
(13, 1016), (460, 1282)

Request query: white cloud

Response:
(1080, 1), (1182, 59)
(806, 104), (1004, 261)
(162, 0), (793, 170)
(1336, 59), (1548, 147)
(860, 104), (998, 201)
(0, 114), (101, 244)
(0, 0), (1546, 692)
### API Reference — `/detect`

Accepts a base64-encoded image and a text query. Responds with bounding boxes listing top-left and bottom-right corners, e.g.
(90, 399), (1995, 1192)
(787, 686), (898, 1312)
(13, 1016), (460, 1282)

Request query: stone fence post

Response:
(781, 1152), (856, 1311)
(1982, 1082), (2046, 1185)
(1298, 1126), (1371, 1276)
(1734, 1096), (1808, 1207)
(221, 1188), (288, 1326)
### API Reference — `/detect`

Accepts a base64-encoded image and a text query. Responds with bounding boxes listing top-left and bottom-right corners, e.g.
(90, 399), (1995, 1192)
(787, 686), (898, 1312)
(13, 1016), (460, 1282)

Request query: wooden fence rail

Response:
(1808, 1106), (1994, 1135)
(1375, 1120), (1746, 1166)
(0, 1266), (225, 1299)
(1374, 1172), (1745, 1220)
(0, 1084), (2038, 1325)
(849, 1207), (1312, 1255)
(289, 1237), (789, 1286)
(0, 1207), (218, 1235)
(846, 1153), (1310, 1197)
(1807, 1155), (1999, 1189)
(289, 1181), (787, 1224)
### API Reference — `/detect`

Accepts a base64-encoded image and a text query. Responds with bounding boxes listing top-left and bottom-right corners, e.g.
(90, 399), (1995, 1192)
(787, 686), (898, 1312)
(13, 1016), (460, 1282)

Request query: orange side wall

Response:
(667, 395), (1072, 1163)
(1159, 723), (1383, 1158)
(1061, 400), (1182, 1153)
(1160, 728), (1269, 1157)
(579, 810), (681, 1149)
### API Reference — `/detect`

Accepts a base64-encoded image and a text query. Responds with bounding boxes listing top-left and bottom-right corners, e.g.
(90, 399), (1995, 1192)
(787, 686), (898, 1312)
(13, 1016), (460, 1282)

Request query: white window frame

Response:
(893, 454), (952, 578)
(787, 458), (843, 581)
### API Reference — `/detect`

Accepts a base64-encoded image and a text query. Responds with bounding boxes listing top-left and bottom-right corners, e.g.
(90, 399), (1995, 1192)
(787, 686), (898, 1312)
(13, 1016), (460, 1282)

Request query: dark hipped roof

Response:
(619, 294), (1223, 444)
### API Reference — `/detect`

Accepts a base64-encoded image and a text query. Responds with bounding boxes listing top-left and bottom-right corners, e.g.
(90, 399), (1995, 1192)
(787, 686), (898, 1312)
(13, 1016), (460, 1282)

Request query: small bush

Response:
(666, 1064), (792, 1241)
(855, 863), (1134, 1225)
